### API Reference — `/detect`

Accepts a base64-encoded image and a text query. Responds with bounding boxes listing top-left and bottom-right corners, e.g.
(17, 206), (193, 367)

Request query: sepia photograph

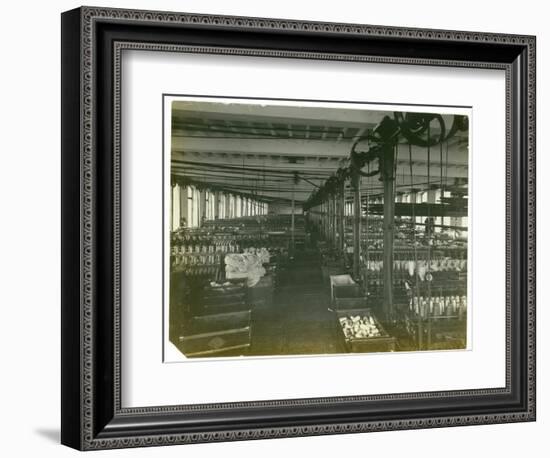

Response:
(165, 96), (470, 359)
(58, 4), (537, 450)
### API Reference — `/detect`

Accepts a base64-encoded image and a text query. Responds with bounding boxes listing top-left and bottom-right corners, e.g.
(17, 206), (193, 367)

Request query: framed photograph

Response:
(61, 6), (536, 450)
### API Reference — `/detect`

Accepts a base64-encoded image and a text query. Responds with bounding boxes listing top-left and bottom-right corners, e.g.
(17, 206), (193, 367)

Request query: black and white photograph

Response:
(166, 97), (471, 359)
(0, 0), (546, 453)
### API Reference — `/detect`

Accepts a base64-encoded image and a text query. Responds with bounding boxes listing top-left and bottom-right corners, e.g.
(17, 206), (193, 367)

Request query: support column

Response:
(325, 201), (329, 241)
(321, 202), (326, 240)
(327, 196), (332, 246)
(338, 181), (345, 253)
(199, 189), (206, 226)
(330, 198), (334, 244)
(290, 185), (295, 255)
(381, 145), (396, 319)
(180, 185), (188, 227)
(352, 170), (361, 279)
(324, 202), (328, 240)
(363, 189), (369, 296)
(330, 193), (339, 249)
(214, 191), (219, 220)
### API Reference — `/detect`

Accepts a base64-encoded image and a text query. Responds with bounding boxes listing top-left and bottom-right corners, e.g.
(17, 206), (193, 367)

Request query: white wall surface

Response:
(0, 0), (545, 456)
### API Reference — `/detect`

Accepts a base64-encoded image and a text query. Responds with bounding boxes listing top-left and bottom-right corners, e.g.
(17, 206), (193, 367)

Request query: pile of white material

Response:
(243, 247), (270, 264)
(225, 251), (268, 287)
(339, 315), (381, 339)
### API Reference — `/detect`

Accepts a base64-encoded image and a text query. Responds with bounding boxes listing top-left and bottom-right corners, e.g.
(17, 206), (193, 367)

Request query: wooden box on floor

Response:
(334, 288), (368, 310)
(200, 279), (248, 315)
(176, 310), (252, 357)
(175, 279), (252, 357)
(330, 275), (367, 310)
(335, 308), (396, 353)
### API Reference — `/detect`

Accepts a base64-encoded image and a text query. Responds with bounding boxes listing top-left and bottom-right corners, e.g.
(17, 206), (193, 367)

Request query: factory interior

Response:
(168, 99), (469, 358)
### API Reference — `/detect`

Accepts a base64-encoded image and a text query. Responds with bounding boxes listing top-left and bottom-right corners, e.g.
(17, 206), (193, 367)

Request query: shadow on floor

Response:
(35, 428), (59, 443)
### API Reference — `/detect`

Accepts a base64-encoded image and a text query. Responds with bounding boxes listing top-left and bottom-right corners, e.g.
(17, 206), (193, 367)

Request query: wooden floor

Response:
(249, 249), (346, 356)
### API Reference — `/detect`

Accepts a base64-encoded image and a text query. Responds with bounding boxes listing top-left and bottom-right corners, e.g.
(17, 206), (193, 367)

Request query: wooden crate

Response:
(177, 310), (252, 357)
(199, 279), (248, 314)
(335, 308), (396, 353)
(333, 284), (367, 310)
(329, 274), (355, 300)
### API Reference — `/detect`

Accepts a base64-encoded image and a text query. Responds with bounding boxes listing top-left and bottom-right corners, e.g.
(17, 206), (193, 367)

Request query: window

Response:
(236, 195), (241, 218)
(193, 187), (200, 227)
(171, 184), (181, 231)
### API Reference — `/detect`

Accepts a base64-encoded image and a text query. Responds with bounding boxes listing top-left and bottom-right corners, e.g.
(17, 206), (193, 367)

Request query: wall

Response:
(0, 0), (545, 457)
(269, 202), (300, 215)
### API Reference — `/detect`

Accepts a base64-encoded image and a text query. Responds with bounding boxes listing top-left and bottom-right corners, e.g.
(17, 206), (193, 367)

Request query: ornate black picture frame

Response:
(61, 6), (536, 450)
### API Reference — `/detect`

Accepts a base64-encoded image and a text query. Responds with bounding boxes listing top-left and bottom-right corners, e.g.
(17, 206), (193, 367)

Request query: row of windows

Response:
(170, 185), (268, 231)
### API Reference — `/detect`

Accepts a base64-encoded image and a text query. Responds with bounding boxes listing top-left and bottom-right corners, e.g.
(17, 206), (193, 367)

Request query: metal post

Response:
(291, 184), (295, 254)
(330, 194), (338, 249)
(323, 202), (328, 240)
(381, 144), (396, 319)
(328, 196), (333, 246)
(322, 205), (324, 236)
(338, 181), (345, 253)
(352, 170), (361, 279)
(328, 197), (332, 245)
(363, 185), (369, 296)
(199, 189), (206, 226)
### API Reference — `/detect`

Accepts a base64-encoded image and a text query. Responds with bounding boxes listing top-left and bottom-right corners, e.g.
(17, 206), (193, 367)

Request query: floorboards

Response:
(250, 249), (346, 356)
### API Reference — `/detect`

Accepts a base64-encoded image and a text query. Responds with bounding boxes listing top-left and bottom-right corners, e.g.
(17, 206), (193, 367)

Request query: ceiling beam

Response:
(172, 102), (403, 129)
(171, 136), (468, 162)
(172, 152), (468, 178)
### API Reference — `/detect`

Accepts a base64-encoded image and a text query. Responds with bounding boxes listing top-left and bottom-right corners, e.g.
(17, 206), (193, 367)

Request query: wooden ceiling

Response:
(170, 100), (469, 204)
